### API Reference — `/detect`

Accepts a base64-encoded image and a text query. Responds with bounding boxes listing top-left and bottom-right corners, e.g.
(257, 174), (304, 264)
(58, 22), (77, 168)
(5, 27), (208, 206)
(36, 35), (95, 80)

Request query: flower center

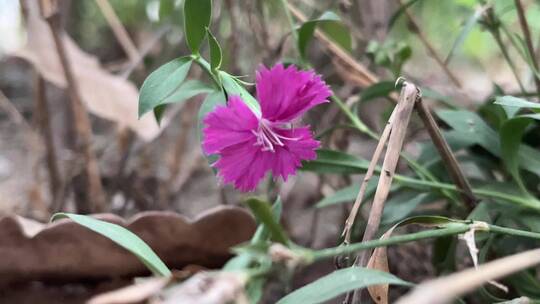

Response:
(252, 119), (299, 152)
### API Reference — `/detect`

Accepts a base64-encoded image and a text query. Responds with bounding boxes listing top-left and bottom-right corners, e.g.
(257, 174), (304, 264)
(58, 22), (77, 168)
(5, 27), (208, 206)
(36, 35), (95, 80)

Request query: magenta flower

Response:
(202, 64), (332, 191)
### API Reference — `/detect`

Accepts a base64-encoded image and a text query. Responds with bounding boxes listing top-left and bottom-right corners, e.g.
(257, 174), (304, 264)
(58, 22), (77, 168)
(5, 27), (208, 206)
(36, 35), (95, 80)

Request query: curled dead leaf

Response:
(367, 229), (394, 304)
(0, 206), (256, 286)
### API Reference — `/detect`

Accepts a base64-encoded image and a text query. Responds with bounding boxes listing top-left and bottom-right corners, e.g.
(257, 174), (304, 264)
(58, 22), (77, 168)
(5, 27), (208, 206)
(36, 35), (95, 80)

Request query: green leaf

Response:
(360, 81), (396, 103)
(220, 71), (261, 114)
(51, 213), (171, 277)
(381, 193), (430, 225)
(301, 149), (370, 174)
(494, 95), (540, 109)
(183, 0), (212, 54)
(225, 198), (282, 302)
(500, 116), (533, 193)
(437, 110), (540, 177)
(138, 57), (192, 117)
(153, 80), (214, 123)
(207, 28), (222, 70)
(316, 179), (378, 208)
(276, 268), (411, 304)
(256, 196), (283, 241)
(297, 11), (352, 59)
(244, 198), (289, 245)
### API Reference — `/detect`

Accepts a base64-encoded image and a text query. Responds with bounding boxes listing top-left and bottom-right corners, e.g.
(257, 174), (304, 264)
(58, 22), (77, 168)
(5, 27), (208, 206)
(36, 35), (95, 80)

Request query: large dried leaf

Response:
(11, 6), (161, 141)
(0, 206), (256, 285)
(367, 216), (460, 303)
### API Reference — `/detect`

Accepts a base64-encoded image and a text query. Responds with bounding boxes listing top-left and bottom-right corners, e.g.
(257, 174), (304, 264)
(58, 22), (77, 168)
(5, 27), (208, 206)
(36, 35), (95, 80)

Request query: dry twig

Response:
(41, 0), (106, 212)
(356, 82), (419, 267)
(95, 0), (139, 64)
(396, 248), (540, 304)
(514, 0), (540, 95)
(33, 74), (63, 212)
(342, 110), (396, 244)
(397, 0), (462, 88)
(415, 98), (477, 209)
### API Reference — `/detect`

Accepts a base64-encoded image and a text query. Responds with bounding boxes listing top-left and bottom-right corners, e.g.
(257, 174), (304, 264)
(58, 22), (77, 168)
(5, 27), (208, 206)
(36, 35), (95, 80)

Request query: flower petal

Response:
(213, 139), (273, 192)
(202, 95), (259, 155)
(212, 126), (319, 191)
(256, 64), (331, 122)
(270, 126), (320, 181)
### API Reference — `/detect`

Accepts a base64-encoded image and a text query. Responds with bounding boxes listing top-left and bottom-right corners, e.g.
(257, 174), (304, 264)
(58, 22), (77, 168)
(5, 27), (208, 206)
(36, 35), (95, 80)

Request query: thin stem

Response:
(484, 8), (527, 93)
(514, 0), (540, 95)
(279, 0), (300, 58)
(331, 95), (378, 139)
(95, 0), (139, 63)
(398, 0), (462, 88)
(393, 174), (540, 210)
(488, 224), (540, 240)
(191, 55), (221, 88)
(311, 224), (471, 261)
(309, 222), (540, 261)
(416, 97), (477, 210)
(43, 1), (106, 212)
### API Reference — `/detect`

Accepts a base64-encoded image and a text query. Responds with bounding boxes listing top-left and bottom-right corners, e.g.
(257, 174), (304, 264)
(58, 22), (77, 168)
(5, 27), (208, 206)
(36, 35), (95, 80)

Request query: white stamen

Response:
(252, 119), (301, 153)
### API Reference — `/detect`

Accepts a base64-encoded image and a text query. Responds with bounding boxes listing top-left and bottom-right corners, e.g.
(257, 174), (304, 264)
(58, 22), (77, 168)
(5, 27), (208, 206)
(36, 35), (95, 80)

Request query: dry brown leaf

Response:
(0, 206), (256, 286)
(152, 271), (248, 304)
(88, 276), (171, 304)
(366, 229), (394, 304)
(11, 4), (161, 141)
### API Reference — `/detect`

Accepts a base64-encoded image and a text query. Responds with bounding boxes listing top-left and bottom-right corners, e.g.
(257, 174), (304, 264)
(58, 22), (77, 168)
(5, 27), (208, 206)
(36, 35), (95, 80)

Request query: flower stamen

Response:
(253, 118), (300, 152)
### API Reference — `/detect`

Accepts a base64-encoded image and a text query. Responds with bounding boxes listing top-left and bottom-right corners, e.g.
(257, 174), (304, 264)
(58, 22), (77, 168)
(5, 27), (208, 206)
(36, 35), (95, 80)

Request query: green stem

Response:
(488, 28), (527, 94)
(279, 0), (300, 58)
(190, 55), (222, 88)
(308, 222), (540, 261)
(331, 95), (378, 138)
(393, 174), (540, 211)
(310, 224), (471, 261)
(488, 224), (540, 240)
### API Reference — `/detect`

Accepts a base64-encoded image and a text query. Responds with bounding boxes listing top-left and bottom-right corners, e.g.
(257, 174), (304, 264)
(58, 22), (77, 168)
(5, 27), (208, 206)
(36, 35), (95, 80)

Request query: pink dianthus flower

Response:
(202, 64), (331, 191)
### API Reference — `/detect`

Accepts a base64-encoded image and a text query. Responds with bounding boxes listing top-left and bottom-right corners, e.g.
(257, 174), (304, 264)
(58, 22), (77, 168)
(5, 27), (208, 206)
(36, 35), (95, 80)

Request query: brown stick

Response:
(42, 0), (106, 212)
(34, 74), (63, 211)
(342, 110), (396, 244)
(346, 82), (419, 304)
(0, 90), (35, 132)
(396, 248), (540, 304)
(415, 98), (477, 209)
(95, 0), (139, 64)
(398, 0), (462, 88)
(287, 3), (378, 87)
(514, 0), (540, 95)
(358, 83), (418, 264)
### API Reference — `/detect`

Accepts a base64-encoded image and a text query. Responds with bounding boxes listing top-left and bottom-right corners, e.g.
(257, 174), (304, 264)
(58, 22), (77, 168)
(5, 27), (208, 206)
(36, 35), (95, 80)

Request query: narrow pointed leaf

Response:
(244, 198), (289, 245)
(495, 96), (540, 109)
(207, 28), (222, 70)
(277, 268), (411, 304)
(51, 213), (171, 277)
